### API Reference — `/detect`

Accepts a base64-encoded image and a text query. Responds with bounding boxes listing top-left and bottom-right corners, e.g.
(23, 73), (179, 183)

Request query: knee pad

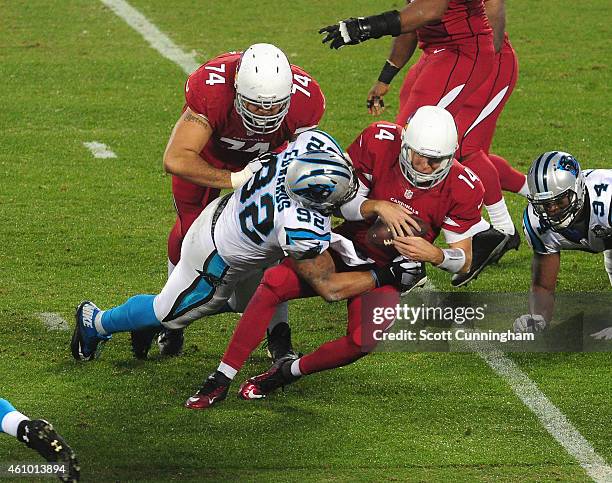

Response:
(261, 260), (298, 296)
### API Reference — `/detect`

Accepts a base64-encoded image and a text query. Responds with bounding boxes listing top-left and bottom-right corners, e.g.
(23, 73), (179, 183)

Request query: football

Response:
(366, 216), (431, 250)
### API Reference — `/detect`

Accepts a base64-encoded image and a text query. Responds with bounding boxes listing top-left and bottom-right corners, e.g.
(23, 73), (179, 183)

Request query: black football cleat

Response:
(185, 371), (231, 410)
(451, 227), (509, 287)
(130, 327), (160, 360)
(239, 355), (300, 400)
(399, 262), (427, 295)
(266, 322), (298, 362)
(490, 228), (521, 265)
(17, 419), (80, 482)
(157, 328), (185, 357)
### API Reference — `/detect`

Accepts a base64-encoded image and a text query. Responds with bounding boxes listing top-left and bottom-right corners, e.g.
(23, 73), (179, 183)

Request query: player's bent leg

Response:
(489, 153), (529, 196)
(224, 268), (295, 361)
(238, 286), (399, 401)
(185, 260), (315, 410)
(459, 151), (520, 268)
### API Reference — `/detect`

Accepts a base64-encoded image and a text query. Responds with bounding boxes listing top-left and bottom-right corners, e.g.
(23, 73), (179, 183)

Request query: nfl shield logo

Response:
(404, 188), (414, 199)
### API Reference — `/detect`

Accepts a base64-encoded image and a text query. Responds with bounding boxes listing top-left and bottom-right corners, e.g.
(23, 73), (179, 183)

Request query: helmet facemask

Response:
(530, 185), (584, 231)
(234, 94), (291, 134)
(399, 144), (453, 189)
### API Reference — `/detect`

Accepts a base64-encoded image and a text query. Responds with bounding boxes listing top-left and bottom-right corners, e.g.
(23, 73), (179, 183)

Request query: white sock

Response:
(1, 411), (29, 438)
(518, 179), (530, 197)
(290, 359), (302, 377)
(604, 250), (612, 286)
(485, 198), (515, 235)
(217, 362), (237, 380)
(94, 310), (107, 335)
(167, 259), (176, 278)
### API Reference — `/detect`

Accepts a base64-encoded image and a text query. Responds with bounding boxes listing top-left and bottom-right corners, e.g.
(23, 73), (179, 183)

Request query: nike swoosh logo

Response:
(433, 48), (446, 54)
(246, 389), (263, 399)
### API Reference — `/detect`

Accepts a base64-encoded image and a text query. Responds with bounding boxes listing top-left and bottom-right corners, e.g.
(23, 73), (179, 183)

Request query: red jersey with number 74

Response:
(184, 52), (325, 170)
(338, 122), (485, 265)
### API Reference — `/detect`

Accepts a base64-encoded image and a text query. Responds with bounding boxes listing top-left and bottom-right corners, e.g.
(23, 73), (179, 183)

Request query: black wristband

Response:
(365, 10), (402, 39)
(378, 60), (400, 84)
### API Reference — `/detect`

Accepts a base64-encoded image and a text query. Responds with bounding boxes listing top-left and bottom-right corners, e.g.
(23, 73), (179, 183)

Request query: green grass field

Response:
(1, 1), (610, 481)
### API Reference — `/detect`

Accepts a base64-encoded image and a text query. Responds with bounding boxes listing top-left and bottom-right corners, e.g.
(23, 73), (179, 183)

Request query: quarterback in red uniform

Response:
(132, 43), (325, 358)
(320, 2), (515, 285)
(185, 107), (500, 409)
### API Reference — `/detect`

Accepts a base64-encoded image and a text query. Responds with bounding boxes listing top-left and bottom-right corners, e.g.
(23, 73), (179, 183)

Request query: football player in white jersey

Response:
(514, 151), (612, 333)
(71, 130), (415, 362)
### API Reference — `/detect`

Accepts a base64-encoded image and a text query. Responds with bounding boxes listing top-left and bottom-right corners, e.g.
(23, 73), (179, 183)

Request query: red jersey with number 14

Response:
(185, 52), (325, 170)
(339, 122), (484, 265)
(412, 0), (492, 47)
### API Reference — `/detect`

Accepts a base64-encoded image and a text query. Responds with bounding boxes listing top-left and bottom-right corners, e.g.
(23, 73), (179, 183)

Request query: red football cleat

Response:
(185, 372), (230, 409)
(239, 355), (300, 400)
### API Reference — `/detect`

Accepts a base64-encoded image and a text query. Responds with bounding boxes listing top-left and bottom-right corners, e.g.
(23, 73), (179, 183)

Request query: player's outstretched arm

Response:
(529, 252), (560, 323)
(513, 252), (559, 333)
(319, 0), (448, 50)
(293, 251), (375, 302)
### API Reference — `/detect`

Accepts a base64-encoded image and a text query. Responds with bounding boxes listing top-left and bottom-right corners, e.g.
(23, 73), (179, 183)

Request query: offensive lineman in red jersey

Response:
(131, 43), (326, 358)
(185, 106), (490, 409)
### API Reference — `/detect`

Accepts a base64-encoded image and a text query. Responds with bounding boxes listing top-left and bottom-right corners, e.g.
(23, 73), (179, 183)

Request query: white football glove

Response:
(590, 326), (612, 340)
(513, 314), (547, 333)
(230, 153), (269, 189)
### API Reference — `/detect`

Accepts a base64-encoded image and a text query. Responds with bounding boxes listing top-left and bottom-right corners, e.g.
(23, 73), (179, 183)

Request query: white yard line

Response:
(83, 141), (117, 159)
(98, 2), (611, 479)
(477, 347), (612, 482)
(36, 312), (69, 331)
(100, 0), (198, 75)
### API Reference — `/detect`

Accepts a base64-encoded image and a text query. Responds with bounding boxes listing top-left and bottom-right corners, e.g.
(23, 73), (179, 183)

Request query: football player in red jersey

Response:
(131, 43), (326, 358)
(185, 106), (502, 409)
(324, 0), (524, 286)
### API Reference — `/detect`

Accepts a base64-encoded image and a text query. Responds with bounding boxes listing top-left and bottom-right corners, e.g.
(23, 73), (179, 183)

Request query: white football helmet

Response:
(234, 43), (293, 134)
(285, 150), (358, 216)
(399, 105), (458, 189)
(527, 151), (585, 230)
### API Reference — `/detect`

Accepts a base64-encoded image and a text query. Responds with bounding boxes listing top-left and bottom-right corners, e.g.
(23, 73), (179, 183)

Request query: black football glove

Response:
(372, 259), (426, 294)
(319, 10), (401, 50)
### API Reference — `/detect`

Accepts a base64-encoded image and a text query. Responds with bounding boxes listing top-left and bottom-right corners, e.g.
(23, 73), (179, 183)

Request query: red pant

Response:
(455, 38), (519, 158)
(221, 258), (399, 376)
(396, 34), (495, 125)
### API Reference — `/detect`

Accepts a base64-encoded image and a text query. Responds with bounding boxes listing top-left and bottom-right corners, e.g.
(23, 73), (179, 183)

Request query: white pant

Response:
(153, 197), (287, 329)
